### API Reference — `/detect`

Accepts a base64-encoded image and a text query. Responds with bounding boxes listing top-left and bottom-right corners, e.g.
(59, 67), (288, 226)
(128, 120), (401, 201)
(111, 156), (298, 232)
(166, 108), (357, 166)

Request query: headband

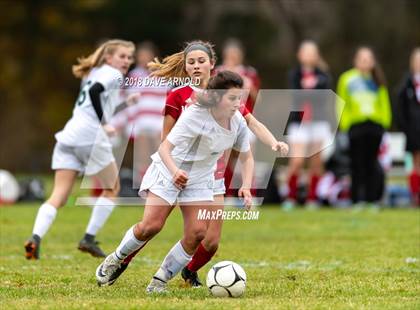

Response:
(184, 43), (212, 59)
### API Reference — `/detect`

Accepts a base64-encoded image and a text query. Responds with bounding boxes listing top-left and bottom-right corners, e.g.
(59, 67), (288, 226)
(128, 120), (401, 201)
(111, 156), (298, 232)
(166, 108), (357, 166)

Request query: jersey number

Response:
(75, 80), (92, 106)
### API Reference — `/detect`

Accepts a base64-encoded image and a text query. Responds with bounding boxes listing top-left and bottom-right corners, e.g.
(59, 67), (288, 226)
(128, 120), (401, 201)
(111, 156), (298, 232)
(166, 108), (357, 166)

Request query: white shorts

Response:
(213, 178), (226, 196)
(139, 163), (214, 205)
(51, 142), (114, 176)
(287, 121), (331, 144)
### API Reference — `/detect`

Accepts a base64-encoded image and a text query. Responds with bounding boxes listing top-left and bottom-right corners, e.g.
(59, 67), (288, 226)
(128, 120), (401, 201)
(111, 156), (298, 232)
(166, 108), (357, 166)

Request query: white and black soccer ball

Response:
(206, 261), (246, 297)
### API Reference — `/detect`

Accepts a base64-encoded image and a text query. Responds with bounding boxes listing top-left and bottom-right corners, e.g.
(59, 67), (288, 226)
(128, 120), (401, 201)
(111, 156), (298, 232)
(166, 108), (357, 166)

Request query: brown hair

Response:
(354, 46), (387, 86)
(147, 40), (216, 78)
(298, 40), (329, 72)
(198, 70), (243, 107)
(72, 39), (135, 79)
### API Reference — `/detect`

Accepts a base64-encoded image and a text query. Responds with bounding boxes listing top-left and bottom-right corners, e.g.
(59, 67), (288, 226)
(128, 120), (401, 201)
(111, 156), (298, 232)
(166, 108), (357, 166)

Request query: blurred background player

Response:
(216, 38), (260, 112)
(396, 47), (420, 206)
(216, 38), (261, 197)
(111, 42), (167, 187)
(284, 40), (332, 210)
(24, 39), (135, 259)
(337, 46), (391, 208)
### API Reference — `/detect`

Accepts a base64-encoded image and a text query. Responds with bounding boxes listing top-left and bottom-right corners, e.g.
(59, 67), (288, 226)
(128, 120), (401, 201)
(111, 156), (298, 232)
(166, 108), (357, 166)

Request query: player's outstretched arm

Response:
(238, 149), (254, 210)
(245, 114), (288, 156)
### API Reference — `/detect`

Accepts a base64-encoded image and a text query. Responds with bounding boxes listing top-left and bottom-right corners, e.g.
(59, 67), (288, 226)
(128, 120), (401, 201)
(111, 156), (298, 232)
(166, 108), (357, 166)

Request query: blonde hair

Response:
(72, 39), (135, 79)
(410, 47), (420, 72)
(148, 40), (216, 78)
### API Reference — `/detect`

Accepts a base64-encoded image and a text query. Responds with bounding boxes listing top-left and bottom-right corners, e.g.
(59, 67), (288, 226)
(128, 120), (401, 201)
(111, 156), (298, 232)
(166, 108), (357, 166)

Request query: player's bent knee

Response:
(141, 222), (164, 239)
(188, 227), (207, 243)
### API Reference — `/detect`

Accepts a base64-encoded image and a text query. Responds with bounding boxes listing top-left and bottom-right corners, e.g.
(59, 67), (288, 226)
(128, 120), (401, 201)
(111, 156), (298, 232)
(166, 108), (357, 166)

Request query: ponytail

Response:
(147, 51), (187, 78)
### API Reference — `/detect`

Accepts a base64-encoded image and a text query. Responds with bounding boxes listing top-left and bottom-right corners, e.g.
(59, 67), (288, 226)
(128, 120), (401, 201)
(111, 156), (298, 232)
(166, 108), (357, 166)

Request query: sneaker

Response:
(96, 253), (123, 286)
(78, 238), (106, 258)
(181, 267), (202, 287)
(146, 277), (168, 294)
(24, 236), (40, 260)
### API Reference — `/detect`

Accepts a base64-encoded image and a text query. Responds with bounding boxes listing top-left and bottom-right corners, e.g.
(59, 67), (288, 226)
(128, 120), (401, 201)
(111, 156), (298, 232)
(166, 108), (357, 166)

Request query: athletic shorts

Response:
(213, 178), (226, 196)
(51, 142), (114, 176)
(139, 163), (214, 205)
(287, 121), (331, 144)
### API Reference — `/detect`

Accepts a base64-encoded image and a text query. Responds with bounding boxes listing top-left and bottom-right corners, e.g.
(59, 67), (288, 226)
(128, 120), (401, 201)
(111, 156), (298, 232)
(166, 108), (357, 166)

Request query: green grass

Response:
(0, 202), (419, 309)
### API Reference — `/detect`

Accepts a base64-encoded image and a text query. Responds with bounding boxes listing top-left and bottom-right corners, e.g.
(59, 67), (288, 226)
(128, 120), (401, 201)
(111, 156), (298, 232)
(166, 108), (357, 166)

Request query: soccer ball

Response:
(0, 170), (20, 204)
(206, 261), (246, 297)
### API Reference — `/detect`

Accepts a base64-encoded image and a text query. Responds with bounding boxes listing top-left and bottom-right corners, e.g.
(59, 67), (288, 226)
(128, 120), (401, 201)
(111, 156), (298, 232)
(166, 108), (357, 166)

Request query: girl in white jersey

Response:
(24, 39), (135, 260)
(94, 41), (288, 288)
(96, 71), (254, 293)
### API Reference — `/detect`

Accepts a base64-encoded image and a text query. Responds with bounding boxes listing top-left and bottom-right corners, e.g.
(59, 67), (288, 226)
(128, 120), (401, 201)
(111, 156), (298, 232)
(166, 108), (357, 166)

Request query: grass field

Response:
(0, 202), (419, 309)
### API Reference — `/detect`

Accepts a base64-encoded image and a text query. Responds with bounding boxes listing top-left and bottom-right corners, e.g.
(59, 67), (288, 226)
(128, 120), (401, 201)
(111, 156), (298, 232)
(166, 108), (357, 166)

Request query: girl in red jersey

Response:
(96, 41), (288, 288)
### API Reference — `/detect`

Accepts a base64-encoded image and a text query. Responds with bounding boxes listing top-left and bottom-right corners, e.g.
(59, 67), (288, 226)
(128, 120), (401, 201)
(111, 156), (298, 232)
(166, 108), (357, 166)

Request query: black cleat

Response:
(24, 236), (40, 260)
(78, 238), (106, 258)
(181, 266), (202, 287)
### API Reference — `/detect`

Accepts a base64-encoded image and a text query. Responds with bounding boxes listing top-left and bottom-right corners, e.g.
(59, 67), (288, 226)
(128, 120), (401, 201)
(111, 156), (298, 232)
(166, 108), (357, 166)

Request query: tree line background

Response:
(1, 0), (419, 172)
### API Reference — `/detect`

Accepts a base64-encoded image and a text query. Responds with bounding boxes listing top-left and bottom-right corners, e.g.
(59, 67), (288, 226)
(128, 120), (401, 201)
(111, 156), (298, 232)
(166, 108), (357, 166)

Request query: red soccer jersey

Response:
(163, 84), (250, 180)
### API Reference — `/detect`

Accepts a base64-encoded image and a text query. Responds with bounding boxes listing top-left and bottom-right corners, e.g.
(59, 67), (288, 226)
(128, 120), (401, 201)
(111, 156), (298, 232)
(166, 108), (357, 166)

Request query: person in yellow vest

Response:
(336, 46), (391, 207)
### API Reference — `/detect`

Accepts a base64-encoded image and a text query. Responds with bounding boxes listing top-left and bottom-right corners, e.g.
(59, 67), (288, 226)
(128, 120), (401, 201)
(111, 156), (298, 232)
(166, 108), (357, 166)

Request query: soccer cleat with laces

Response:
(78, 238), (106, 258)
(146, 277), (168, 294)
(181, 266), (203, 287)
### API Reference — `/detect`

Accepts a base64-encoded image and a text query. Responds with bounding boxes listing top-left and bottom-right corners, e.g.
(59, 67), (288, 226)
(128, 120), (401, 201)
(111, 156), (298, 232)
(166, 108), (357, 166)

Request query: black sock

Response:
(32, 234), (41, 244)
(84, 233), (95, 242)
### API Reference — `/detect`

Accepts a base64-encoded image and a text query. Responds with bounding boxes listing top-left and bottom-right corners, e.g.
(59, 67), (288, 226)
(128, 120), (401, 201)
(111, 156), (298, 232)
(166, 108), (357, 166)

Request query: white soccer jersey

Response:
(55, 64), (123, 146)
(151, 104), (250, 183)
